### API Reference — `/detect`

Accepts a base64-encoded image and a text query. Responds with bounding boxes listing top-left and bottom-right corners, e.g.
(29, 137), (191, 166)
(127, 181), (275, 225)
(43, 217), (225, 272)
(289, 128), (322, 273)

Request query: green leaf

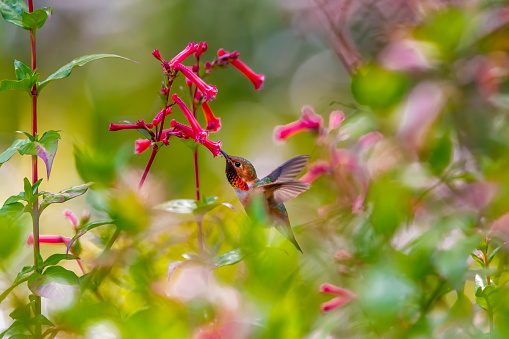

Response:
(35, 248), (43, 271)
(0, 202), (27, 260)
(38, 54), (134, 92)
(0, 139), (30, 166)
(488, 245), (502, 265)
(475, 284), (498, 311)
(23, 177), (33, 203)
(0, 266), (33, 305)
(3, 193), (24, 205)
(42, 253), (79, 268)
(0, 0), (28, 28)
(18, 130), (61, 180)
(15, 131), (35, 142)
(66, 220), (114, 254)
(215, 248), (243, 268)
(426, 132), (452, 176)
(40, 182), (91, 211)
(28, 266), (79, 301)
(20, 7), (51, 30)
(470, 253), (484, 267)
(14, 60), (33, 81)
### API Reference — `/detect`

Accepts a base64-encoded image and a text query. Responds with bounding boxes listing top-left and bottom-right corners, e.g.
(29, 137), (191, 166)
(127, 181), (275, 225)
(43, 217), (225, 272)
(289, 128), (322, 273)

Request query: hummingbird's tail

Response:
(274, 221), (303, 253)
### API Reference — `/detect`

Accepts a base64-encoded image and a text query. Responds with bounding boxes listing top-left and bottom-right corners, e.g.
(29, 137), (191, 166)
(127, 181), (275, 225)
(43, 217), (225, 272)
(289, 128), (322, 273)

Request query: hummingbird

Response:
(220, 150), (310, 252)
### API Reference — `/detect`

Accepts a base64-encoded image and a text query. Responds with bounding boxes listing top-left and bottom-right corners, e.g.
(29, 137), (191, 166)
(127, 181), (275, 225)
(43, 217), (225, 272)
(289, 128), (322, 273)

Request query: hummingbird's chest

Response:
(234, 182), (262, 208)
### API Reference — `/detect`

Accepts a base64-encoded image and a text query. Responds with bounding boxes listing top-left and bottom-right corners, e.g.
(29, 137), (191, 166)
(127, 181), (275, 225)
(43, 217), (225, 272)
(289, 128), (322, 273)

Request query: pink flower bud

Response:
(176, 64), (217, 101)
(134, 139), (152, 154)
(328, 111), (345, 130)
(109, 123), (139, 131)
(152, 49), (165, 63)
(201, 102), (221, 133)
(194, 42), (208, 58)
(27, 233), (71, 246)
(152, 106), (172, 126)
(359, 131), (383, 149)
(319, 283), (356, 313)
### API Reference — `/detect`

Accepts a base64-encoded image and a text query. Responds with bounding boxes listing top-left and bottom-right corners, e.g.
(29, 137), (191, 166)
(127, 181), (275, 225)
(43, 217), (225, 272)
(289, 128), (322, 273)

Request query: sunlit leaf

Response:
(14, 60), (33, 81)
(215, 248), (243, 268)
(426, 132), (452, 176)
(0, 266), (33, 305)
(28, 266), (79, 302)
(470, 253), (484, 267)
(42, 253), (79, 268)
(38, 54), (134, 92)
(0, 202), (26, 260)
(0, 0), (28, 28)
(66, 220), (115, 254)
(157, 199), (197, 214)
(40, 182), (91, 211)
(488, 245), (502, 265)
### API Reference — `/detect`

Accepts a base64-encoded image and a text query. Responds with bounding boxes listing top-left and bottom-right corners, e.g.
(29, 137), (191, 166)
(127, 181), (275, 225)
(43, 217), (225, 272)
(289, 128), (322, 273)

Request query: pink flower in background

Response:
(176, 64), (217, 101)
(27, 234), (71, 246)
(319, 283), (356, 312)
(202, 102), (221, 132)
(328, 110), (345, 130)
(359, 131), (383, 149)
(379, 39), (436, 72)
(217, 49), (264, 90)
(273, 106), (324, 142)
(63, 209), (78, 228)
(134, 139), (152, 154)
(300, 161), (331, 183)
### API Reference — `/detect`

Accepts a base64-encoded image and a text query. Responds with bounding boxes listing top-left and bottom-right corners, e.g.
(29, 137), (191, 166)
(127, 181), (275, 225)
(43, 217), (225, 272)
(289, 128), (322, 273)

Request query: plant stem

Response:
(28, 1), (42, 337)
(194, 147), (200, 201)
(139, 145), (159, 189)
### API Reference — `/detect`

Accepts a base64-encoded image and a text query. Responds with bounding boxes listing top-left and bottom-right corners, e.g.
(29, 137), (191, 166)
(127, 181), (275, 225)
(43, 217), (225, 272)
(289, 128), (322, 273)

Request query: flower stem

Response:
(139, 145), (159, 189)
(28, 1), (42, 337)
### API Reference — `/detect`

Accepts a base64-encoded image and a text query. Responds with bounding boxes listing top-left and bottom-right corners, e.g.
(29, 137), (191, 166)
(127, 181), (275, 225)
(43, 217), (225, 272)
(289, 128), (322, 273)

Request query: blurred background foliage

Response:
(2, 0), (509, 338)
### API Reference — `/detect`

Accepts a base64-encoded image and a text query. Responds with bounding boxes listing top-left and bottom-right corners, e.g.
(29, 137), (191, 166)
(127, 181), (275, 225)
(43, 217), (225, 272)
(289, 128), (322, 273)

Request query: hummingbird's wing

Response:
(264, 181), (311, 206)
(263, 155), (310, 183)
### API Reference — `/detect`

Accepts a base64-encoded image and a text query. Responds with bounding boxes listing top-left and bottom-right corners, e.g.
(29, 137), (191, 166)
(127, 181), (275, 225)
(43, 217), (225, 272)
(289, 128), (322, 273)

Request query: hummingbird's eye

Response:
(235, 162), (241, 168)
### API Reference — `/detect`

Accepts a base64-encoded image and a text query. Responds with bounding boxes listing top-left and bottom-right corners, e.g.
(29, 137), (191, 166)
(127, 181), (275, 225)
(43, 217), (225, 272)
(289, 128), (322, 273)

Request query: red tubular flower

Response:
(319, 283), (356, 313)
(201, 102), (221, 132)
(169, 42), (198, 68)
(27, 233), (71, 246)
(273, 106), (324, 142)
(176, 64), (217, 101)
(152, 49), (166, 63)
(172, 94), (209, 142)
(135, 139), (152, 154)
(109, 120), (153, 132)
(170, 120), (221, 157)
(152, 106), (172, 126)
(218, 49), (264, 90)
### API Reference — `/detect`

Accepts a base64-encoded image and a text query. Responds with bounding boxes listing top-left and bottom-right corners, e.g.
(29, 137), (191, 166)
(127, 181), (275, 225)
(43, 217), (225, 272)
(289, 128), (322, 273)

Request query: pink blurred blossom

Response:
(63, 209), (78, 228)
(379, 39), (436, 71)
(319, 283), (356, 313)
(328, 110), (345, 130)
(359, 131), (383, 149)
(134, 139), (152, 154)
(273, 105), (324, 142)
(398, 81), (446, 150)
(300, 161), (330, 183)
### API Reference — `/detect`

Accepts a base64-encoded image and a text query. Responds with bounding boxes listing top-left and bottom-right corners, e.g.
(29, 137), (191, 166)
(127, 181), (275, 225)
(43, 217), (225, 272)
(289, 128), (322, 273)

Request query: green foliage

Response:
(0, 0), (28, 28)
(39, 182), (91, 211)
(20, 7), (51, 30)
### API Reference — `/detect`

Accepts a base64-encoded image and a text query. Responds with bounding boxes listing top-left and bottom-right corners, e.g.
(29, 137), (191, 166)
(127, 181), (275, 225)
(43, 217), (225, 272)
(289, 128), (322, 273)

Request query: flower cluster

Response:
(109, 42), (265, 160)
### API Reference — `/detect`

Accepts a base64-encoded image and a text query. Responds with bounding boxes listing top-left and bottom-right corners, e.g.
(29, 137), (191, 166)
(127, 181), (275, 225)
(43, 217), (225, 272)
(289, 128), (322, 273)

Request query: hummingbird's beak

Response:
(220, 149), (229, 158)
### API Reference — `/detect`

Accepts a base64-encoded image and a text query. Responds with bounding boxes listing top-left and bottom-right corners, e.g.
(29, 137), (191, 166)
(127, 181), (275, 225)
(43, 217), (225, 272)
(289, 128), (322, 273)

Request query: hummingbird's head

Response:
(220, 150), (257, 191)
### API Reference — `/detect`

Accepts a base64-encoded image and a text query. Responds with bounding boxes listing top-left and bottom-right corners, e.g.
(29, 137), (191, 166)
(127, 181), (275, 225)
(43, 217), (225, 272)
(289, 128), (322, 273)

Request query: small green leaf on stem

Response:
(14, 60), (34, 81)
(40, 183), (91, 211)
(471, 253), (485, 267)
(20, 7), (51, 30)
(0, 0), (28, 28)
(42, 253), (79, 268)
(214, 248), (243, 268)
(35, 249), (43, 271)
(488, 245), (502, 265)
(38, 54), (135, 92)
(66, 220), (114, 254)
(28, 266), (79, 302)
(18, 130), (61, 180)
(0, 139), (30, 166)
